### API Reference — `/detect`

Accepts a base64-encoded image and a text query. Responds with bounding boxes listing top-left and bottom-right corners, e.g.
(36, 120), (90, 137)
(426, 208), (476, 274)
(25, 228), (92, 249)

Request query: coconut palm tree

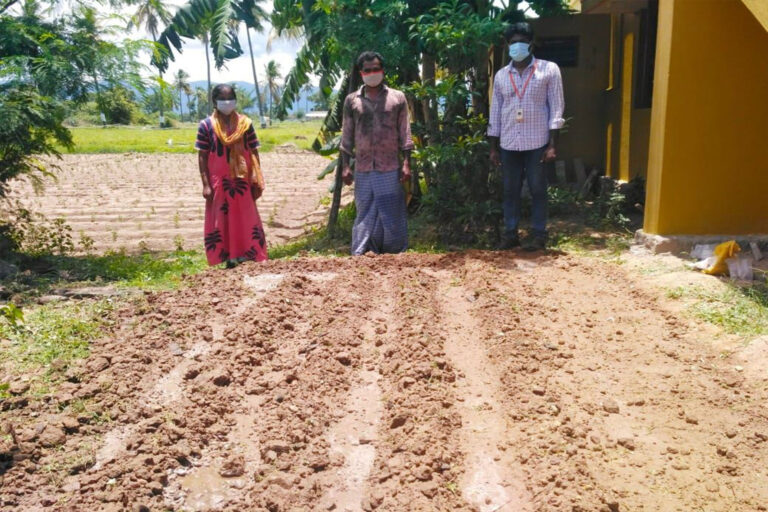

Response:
(153, 0), (244, 113)
(128, 0), (174, 126)
(185, 86), (195, 120)
(301, 82), (312, 113)
(264, 60), (281, 125)
(193, 86), (208, 119)
(234, 0), (268, 125)
(172, 69), (190, 121)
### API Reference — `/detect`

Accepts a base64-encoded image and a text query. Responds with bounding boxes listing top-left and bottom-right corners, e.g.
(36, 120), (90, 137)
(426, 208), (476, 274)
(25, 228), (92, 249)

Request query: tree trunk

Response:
(472, 46), (491, 120)
(327, 65), (360, 238)
(421, 52), (438, 148)
(155, 36), (165, 128)
(403, 65), (424, 205)
(473, 0), (492, 121)
(92, 72), (104, 126)
(179, 89), (183, 122)
(246, 28), (265, 123)
(204, 36), (212, 114)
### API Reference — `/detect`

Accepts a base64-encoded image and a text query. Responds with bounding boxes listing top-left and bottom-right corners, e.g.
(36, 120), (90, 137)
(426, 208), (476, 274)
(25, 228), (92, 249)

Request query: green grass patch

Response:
(60, 120), (322, 154)
(549, 231), (631, 258)
(0, 249), (209, 393)
(2, 250), (208, 304)
(267, 203), (357, 259)
(0, 299), (113, 381)
(691, 285), (768, 336)
(668, 283), (768, 336)
(65, 249), (209, 289)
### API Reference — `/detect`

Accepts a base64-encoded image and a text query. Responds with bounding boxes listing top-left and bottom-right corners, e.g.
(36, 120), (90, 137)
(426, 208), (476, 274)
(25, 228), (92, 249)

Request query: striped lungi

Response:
(351, 170), (408, 255)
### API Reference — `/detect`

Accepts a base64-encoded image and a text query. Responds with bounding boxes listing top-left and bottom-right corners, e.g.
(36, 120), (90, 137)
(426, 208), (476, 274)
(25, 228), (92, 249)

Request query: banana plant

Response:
(153, 0), (244, 112)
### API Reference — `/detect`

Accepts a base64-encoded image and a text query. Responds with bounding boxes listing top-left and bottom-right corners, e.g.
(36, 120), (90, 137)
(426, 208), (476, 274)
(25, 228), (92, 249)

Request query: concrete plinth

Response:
(635, 230), (768, 255)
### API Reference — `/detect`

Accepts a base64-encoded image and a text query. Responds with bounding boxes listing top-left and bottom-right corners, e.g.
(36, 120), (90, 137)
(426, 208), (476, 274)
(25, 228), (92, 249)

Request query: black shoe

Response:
(523, 235), (547, 252)
(225, 259), (238, 269)
(497, 236), (521, 250)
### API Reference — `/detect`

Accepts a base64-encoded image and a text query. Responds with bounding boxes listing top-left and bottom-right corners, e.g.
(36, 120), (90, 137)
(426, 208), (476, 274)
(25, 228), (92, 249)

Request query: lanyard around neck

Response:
(508, 62), (537, 100)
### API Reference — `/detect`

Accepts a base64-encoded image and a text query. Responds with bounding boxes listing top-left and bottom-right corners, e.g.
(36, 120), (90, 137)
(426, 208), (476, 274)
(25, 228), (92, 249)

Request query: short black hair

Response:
(356, 51), (385, 70)
(211, 84), (236, 101)
(504, 22), (534, 42)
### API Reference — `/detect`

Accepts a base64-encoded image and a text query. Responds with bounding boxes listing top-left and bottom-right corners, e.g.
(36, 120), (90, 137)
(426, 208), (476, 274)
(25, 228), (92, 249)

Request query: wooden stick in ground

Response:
(328, 156), (345, 239)
(328, 64), (360, 237)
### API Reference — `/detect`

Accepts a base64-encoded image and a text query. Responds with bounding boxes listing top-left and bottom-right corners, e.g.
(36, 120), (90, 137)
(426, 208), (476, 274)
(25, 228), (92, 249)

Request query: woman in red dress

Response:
(195, 84), (267, 267)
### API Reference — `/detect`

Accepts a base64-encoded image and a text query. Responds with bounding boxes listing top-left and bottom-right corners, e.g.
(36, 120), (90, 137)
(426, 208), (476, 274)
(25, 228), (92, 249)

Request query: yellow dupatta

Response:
(210, 111), (265, 191)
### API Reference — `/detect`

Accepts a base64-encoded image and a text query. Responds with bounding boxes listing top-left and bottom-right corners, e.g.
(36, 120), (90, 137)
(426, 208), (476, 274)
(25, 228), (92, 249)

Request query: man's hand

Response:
(202, 185), (213, 201)
(490, 148), (501, 168)
(342, 166), (354, 186)
(399, 161), (412, 184)
(541, 145), (557, 163)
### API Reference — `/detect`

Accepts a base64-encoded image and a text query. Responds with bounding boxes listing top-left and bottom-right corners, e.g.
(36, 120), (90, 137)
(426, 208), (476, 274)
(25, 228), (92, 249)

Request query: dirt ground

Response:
(2, 249), (767, 511)
(8, 147), (337, 252)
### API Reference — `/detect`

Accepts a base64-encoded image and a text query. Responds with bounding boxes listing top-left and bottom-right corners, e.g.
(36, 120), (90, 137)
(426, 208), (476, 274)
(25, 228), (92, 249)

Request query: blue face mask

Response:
(509, 42), (531, 62)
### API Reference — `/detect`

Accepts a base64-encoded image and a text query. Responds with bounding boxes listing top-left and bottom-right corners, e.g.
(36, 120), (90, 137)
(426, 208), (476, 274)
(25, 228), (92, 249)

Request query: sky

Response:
(126, 0), (304, 86)
(126, 0), (535, 88)
(141, 27), (304, 85)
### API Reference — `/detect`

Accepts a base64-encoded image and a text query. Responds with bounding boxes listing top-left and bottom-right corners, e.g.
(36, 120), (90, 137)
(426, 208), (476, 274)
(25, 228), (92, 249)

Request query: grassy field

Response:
(61, 120), (323, 154)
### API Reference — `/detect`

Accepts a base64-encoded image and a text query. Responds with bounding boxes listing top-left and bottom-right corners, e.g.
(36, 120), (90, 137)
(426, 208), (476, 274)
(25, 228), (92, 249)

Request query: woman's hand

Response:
(202, 185), (213, 201)
(251, 185), (263, 200)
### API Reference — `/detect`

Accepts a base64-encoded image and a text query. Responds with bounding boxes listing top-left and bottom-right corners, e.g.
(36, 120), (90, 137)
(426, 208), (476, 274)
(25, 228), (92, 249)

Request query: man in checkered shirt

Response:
(488, 22), (565, 251)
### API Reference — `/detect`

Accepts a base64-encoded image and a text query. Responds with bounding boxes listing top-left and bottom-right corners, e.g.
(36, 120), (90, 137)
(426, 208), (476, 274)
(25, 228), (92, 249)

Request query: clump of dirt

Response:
(2, 251), (767, 511)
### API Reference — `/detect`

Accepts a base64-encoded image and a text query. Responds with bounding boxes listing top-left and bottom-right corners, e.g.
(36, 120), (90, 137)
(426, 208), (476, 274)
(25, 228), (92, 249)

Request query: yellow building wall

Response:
(644, 0), (768, 235)
(741, 0), (768, 32)
(604, 12), (652, 181)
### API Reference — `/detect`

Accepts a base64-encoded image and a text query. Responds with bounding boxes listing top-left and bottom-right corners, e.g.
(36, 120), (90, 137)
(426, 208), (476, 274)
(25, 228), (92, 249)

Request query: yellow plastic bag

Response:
(703, 241), (741, 276)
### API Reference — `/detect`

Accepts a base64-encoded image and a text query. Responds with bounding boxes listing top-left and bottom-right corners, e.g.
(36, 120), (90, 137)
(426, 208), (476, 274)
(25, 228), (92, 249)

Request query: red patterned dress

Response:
(195, 116), (268, 265)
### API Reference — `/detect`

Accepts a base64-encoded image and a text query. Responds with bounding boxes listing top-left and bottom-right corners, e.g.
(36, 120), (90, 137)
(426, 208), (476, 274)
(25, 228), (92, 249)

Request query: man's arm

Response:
(341, 151), (353, 186)
(542, 63), (565, 163)
(488, 72), (504, 167)
(397, 98), (415, 184)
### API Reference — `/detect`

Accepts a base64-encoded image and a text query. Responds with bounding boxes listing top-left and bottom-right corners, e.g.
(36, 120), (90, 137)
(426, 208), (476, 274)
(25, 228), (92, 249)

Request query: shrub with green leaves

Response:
(0, 0), (146, 215)
(0, 86), (72, 196)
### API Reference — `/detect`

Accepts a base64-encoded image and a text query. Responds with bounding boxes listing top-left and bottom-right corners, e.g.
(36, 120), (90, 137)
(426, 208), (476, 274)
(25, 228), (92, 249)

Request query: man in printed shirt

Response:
(488, 22), (565, 251)
(341, 51), (414, 255)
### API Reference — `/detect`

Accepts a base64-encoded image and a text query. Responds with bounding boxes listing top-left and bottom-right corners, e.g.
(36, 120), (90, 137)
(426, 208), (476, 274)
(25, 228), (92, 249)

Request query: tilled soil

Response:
(8, 148), (338, 252)
(2, 251), (767, 511)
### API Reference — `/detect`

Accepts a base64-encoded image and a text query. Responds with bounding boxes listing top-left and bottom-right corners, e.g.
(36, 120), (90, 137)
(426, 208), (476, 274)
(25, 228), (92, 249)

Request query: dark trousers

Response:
(500, 146), (548, 238)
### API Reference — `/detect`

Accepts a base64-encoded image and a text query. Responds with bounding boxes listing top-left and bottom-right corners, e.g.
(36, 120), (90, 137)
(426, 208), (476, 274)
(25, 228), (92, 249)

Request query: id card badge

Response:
(515, 108), (524, 123)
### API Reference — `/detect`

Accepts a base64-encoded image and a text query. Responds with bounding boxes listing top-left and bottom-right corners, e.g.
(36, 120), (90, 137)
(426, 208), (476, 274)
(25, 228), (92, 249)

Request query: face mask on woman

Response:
(508, 42), (531, 62)
(361, 71), (384, 88)
(216, 99), (237, 115)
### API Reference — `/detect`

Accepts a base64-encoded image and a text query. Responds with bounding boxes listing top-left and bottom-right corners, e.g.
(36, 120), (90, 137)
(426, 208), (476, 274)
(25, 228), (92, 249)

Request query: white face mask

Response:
(216, 99), (237, 115)
(509, 42), (531, 62)
(361, 71), (384, 88)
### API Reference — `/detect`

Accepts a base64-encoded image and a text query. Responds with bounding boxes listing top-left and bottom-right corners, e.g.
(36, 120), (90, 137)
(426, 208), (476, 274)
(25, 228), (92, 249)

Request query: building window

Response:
(634, 0), (658, 109)
(535, 36), (579, 68)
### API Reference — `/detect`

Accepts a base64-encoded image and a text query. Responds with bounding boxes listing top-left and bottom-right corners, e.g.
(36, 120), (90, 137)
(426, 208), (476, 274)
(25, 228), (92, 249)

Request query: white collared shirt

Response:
(488, 57), (565, 151)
